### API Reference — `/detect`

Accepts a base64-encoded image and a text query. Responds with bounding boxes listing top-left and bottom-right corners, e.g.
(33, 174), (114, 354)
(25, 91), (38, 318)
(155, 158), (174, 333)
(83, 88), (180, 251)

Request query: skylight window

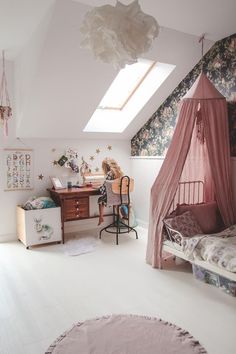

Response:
(84, 59), (175, 133)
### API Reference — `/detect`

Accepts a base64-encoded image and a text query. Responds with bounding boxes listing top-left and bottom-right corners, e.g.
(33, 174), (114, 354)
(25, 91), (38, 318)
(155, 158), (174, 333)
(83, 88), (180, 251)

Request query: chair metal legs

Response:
(99, 205), (138, 245)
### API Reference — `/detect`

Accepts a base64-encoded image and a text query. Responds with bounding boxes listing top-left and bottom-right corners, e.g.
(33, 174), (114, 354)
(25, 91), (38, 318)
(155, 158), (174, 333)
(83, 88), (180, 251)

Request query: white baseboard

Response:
(0, 217), (146, 241)
(0, 233), (17, 242)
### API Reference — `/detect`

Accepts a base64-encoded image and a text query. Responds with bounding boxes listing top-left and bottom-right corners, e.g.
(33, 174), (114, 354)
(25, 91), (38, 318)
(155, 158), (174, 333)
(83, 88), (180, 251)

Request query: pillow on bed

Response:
(166, 211), (203, 237)
(176, 201), (222, 234)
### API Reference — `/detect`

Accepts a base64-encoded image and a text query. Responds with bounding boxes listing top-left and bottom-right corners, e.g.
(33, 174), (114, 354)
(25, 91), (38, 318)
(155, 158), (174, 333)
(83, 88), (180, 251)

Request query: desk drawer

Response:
(64, 197), (88, 209)
(65, 207), (89, 220)
(64, 197), (89, 220)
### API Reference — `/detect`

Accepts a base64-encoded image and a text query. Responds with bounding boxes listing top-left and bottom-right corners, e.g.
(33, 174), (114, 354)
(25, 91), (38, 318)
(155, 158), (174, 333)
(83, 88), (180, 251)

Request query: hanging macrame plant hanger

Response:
(0, 50), (12, 136)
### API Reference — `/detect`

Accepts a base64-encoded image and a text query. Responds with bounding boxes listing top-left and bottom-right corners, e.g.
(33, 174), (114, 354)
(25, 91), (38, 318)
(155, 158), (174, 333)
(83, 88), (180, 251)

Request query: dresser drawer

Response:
(64, 197), (89, 220)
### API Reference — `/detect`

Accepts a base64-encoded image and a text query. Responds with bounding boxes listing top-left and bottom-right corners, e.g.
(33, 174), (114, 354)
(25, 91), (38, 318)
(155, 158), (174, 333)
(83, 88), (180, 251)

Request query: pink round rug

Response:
(46, 314), (207, 354)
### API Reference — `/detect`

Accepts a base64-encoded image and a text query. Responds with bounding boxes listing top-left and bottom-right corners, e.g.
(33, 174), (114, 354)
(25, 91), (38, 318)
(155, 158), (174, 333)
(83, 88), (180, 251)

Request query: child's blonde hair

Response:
(102, 158), (123, 179)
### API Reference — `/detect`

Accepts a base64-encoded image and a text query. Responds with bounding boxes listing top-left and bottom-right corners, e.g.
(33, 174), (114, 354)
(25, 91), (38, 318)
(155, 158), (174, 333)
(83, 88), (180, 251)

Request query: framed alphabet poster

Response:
(4, 148), (34, 191)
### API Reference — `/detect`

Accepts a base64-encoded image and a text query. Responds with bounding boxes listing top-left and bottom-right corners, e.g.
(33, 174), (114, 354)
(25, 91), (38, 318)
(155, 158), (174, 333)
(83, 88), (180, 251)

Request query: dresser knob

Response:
(76, 214), (79, 217)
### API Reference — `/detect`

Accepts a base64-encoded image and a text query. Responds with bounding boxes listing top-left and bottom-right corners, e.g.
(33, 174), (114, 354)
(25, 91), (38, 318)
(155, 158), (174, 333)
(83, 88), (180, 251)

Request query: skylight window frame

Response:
(83, 59), (176, 133)
(98, 60), (157, 111)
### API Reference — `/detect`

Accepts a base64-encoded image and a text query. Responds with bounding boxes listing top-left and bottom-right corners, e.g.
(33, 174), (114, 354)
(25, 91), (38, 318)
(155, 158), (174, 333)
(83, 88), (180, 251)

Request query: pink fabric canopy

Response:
(146, 73), (236, 268)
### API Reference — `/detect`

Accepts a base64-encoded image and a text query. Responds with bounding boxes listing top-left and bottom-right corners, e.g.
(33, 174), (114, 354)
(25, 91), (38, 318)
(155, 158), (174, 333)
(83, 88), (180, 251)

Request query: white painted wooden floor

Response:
(0, 227), (236, 354)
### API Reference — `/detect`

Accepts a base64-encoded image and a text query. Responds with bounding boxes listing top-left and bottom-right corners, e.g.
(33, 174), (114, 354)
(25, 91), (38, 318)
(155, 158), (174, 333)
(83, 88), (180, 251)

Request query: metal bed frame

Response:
(162, 180), (236, 282)
(168, 180), (204, 214)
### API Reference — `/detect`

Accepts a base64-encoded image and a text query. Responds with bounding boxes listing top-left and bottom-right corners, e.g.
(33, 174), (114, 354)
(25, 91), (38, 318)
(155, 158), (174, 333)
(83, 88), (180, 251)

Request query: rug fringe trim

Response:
(45, 314), (207, 353)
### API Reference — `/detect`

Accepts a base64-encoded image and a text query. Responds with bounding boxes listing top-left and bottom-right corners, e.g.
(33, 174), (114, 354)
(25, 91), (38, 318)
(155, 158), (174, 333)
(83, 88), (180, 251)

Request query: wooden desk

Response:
(48, 187), (100, 243)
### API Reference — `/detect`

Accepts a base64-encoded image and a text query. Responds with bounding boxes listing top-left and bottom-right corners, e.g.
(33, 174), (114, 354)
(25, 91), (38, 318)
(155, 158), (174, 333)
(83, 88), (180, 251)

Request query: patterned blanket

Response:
(182, 224), (236, 273)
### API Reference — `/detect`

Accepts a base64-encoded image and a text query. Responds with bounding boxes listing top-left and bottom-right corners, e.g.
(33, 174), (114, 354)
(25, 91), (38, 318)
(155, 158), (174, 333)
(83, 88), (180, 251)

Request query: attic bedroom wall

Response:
(0, 0), (135, 239)
(1, 0), (234, 234)
(14, 0), (120, 140)
(131, 33), (236, 225)
(9, 0), (216, 231)
(0, 61), (131, 239)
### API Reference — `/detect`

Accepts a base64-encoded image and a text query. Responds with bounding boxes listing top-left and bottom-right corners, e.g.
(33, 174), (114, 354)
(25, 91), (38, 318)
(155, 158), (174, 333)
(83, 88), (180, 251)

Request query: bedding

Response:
(164, 211), (203, 238)
(182, 224), (236, 273)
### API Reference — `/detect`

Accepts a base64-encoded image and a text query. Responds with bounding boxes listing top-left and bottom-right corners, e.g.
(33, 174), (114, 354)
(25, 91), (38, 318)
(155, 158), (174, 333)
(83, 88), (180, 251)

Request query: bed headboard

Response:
(168, 180), (204, 214)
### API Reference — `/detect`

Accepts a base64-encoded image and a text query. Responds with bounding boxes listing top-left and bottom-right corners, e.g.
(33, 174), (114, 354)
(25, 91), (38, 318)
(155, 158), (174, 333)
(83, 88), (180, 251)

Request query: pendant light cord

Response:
(198, 34), (205, 72)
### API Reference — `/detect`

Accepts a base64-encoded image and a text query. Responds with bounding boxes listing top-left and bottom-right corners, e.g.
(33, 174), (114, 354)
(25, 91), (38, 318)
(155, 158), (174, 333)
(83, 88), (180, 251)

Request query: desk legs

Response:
(61, 220), (65, 244)
(60, 202), (65, 244)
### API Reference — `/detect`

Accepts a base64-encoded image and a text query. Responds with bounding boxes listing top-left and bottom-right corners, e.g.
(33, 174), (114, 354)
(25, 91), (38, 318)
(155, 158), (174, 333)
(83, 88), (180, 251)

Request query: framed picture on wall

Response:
(4, 148), (34, 191)
(50, 176), (64, 189)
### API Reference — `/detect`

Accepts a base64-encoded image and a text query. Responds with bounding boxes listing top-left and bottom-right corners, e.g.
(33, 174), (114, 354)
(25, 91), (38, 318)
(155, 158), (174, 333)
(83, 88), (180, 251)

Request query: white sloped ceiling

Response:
(15, 0), (214, 140)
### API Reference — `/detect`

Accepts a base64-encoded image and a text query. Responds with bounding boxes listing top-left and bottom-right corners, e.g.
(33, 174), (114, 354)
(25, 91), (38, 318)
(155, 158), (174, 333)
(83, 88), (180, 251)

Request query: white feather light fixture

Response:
(80, 0), (159, 69)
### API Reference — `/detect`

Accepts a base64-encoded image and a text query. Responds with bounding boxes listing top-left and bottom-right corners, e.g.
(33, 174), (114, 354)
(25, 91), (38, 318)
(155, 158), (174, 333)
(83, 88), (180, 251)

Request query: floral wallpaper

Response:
(131, 33), (236, 156)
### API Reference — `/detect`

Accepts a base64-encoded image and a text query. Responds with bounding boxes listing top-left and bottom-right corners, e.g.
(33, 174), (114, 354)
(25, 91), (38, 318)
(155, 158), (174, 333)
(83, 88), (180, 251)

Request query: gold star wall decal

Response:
(96, 148), (100, 154)
(53, 160), (58, 165)
(90, 156), (95, 161)
(38, 174), (44, 180)
(107, 145), (112, 150)
(95, 167), (99, 172)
